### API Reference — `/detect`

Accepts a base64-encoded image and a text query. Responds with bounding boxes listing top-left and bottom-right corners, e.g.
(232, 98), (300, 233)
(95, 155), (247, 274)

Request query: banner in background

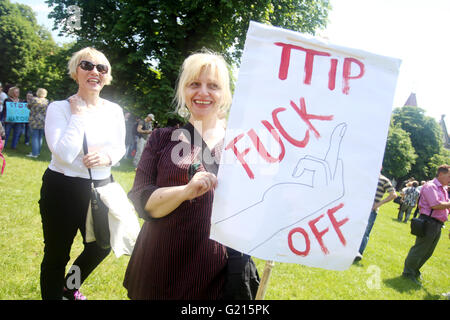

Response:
(5, 102), (29, 123)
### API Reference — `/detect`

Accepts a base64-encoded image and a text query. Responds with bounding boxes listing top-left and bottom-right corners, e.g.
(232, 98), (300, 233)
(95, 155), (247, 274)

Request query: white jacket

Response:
(86, 182), (141, 257)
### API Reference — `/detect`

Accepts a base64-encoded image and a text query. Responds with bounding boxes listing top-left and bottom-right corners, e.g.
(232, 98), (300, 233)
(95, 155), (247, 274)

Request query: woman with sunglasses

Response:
(38, 47), (126, 300)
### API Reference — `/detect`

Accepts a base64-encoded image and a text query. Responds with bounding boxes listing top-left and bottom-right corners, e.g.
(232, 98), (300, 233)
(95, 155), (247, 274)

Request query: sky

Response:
(10, 0), (450, 128)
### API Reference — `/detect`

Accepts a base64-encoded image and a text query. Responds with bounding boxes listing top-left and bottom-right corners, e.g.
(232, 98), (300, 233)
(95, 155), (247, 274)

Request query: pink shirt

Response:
(419, 178), (449, 222)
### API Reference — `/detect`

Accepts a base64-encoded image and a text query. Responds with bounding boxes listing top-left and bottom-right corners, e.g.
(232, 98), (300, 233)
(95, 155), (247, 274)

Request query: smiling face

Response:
(184, 67), (223, 122)
(68, 47), (112, 94)
(75, 56), (107, 93)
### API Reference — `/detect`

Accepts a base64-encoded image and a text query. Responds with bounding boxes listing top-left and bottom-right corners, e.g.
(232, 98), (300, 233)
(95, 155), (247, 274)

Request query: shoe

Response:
(63, 288), (87, 300)
(353, 253), (363, 263)
(26, 153), (38, 158)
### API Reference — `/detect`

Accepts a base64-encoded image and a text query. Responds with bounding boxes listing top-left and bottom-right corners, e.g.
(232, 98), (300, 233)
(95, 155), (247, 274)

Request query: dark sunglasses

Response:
(78, 60), (109, 74)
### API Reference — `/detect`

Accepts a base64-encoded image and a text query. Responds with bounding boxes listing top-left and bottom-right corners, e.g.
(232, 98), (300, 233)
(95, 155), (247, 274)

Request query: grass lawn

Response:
(0, 139), (449, 300)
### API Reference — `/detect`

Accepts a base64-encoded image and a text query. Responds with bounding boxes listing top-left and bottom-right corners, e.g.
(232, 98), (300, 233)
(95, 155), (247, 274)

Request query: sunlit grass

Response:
(0, 138), (448, 300)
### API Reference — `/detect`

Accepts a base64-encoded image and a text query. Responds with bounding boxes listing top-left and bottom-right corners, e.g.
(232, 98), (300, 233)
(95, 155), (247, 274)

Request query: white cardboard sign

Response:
(210, 21), (401, 270)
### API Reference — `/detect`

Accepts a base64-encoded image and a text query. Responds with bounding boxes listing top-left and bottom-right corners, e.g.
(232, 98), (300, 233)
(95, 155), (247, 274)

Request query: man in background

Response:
(402, 164), (450, 285)
(133, 113), (155, 168)
(355, 172), (397, 262)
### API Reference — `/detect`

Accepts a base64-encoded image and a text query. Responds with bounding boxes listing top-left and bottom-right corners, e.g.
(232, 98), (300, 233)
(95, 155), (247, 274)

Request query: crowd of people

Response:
(1, 45), (448, 300)
(0, 81), (158, 167)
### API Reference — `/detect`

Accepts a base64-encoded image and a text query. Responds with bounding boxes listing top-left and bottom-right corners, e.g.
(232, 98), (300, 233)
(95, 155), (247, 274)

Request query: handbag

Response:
(83, 133), (111, 250)
(410, 210), (433, 237)
(222, 247), (260, 300)
(182, 122), (260, 300)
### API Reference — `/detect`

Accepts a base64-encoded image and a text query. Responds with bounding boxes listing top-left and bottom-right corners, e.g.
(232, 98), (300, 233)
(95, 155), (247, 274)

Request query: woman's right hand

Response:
(68, 95), (87, 115)
(184, 171), (218, 200)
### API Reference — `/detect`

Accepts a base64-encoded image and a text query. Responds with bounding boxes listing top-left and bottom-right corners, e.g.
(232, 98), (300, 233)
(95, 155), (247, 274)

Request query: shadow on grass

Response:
(384, 276), (441, 299)
(384, 276), (421, 293)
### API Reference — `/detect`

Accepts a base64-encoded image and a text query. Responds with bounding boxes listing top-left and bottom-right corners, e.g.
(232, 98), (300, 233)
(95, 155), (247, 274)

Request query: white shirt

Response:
(45, 99), (126, 180)
(0, 92), (8, 112)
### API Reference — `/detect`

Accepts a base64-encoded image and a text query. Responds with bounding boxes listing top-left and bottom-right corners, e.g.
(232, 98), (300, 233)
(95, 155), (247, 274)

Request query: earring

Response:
(178, 105), (190, 118)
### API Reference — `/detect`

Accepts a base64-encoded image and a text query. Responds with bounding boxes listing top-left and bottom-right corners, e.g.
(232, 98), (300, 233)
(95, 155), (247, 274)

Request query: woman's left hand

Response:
(83, 151), (111, 168)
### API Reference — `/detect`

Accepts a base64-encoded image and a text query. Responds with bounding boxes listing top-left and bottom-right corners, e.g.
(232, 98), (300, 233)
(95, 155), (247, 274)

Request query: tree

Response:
(428, 147), (450, 178)
(46, 0), (331, 123)
(0, 0), (73, 99)
(391, 105), (443, 181)
(382, 121), (417, 181)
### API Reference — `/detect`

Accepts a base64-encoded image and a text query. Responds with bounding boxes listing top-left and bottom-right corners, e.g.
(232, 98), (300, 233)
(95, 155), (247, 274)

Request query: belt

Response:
(419, 214), (443, 225)
(93, 175), (114, 188)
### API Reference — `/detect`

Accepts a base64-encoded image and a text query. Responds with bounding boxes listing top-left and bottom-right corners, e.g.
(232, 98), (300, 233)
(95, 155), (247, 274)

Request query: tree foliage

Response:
(428, 147), (450, 178)
(391, 105), (443, 180)
(382, 121), (417, 180)
(0, 0), (74, 99)
(46, 0), (331, 122)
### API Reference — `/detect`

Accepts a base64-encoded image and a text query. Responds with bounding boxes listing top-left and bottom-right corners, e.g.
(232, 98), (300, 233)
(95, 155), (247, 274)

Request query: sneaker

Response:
(26, 153), (38, 158)
(63, 289), (87, 300)
(353, 253), (363, 263)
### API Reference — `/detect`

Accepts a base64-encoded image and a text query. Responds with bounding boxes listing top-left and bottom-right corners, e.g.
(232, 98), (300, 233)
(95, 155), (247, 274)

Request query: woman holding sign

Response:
(2, 86), (24, 149)
(124, 51), (232, 299)
(39, 47), (126, 300)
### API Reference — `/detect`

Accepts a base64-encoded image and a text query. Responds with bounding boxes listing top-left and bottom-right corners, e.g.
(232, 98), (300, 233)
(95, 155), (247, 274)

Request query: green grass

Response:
(0, 138), (449, 300)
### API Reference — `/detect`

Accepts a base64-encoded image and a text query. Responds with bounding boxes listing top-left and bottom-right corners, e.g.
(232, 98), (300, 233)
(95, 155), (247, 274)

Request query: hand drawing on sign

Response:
(214, 122), (347, 253)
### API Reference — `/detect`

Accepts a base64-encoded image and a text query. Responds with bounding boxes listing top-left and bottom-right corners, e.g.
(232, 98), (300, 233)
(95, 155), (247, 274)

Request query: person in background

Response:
(23, 91), (34, 146)
(132, 113), (154, 168)
(0, 82), (8, 119)
(3, 86), (24, 149)
(354, 172), (397, 262)
(124, 112), (136, 159)
(412, 181), (426, 219)
(39, 47), (125, 300)
(27, 88), (49, 158)
(124, 50), (232, 299)
(402, 164), (450, 285)
(0, 121), (5, 175)
(397, 181), (420, 223)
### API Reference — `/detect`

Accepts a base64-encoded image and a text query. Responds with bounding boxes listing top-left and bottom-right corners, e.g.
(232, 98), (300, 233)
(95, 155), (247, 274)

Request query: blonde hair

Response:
(174, 50), (232, 118)
(67, 47), (112, 85)
(8, 86), (19, 97)
(36, 88), (47, 98)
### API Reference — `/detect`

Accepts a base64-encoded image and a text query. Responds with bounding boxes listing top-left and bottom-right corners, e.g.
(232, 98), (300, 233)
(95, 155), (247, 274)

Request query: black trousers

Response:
(403, 214), (443, 278)
(39, 169), (111, 300)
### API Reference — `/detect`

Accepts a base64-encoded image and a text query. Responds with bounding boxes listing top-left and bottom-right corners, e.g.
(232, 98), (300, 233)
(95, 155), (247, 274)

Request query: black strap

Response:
(83, 133), (93, 181)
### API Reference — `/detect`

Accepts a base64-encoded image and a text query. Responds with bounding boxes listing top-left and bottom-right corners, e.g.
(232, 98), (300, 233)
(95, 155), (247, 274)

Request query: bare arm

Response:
(373, 190), (397, 211)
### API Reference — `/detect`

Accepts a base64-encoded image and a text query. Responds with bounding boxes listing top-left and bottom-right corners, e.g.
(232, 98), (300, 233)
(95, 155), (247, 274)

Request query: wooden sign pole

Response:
(255, 260), (275, 300)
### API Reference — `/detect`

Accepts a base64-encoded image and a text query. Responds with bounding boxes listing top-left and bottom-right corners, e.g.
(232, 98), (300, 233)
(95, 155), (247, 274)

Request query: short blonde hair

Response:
(8, 86), (19, 97)
(174, 50), (232, 118)
(36, 88), (47, 98)
(67, 47), (112, 85)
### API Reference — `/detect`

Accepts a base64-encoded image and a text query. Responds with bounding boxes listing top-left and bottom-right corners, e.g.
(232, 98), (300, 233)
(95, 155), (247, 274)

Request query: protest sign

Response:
(5, 102), (29, 123)
(210, 21), (401, 270)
